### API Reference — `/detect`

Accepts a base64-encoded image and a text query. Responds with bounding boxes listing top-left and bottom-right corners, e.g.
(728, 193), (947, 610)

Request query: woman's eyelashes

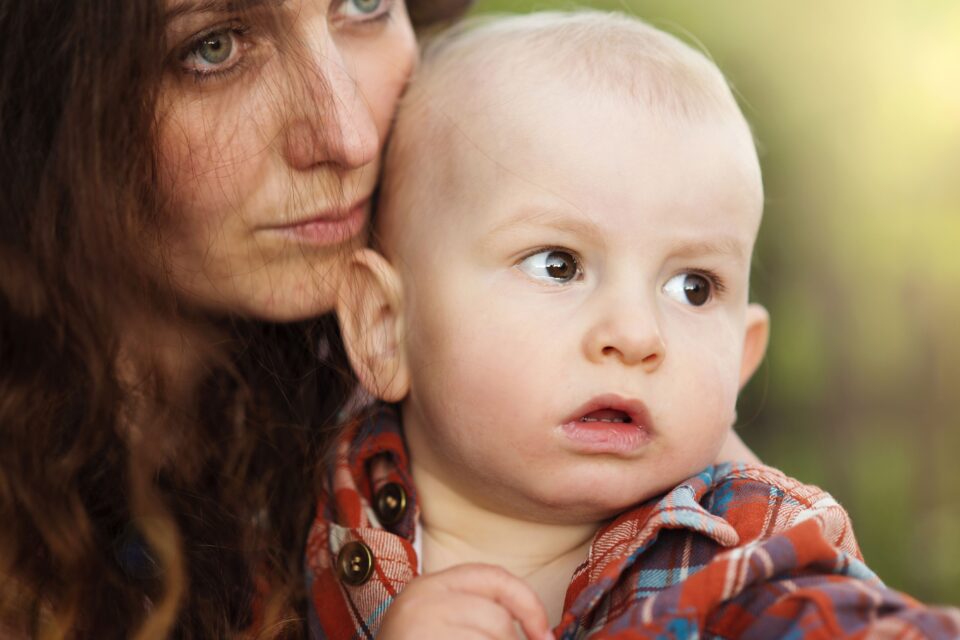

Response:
(335, 0), (393, 23)
(178, 23), (252, 82)
(662, 270), (725, 307)
(173, 0), (394, 83)
(516, 248), (583, 285)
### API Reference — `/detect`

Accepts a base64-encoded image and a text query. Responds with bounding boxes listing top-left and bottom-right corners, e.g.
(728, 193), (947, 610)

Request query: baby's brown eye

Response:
(545, 251), (577, 280)
(664, 272), (712, 306)
(517, 249), (582, 284)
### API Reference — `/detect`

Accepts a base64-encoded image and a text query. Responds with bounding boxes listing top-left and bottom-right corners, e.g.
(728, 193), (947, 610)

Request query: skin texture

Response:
(156, 0), (417, 320)
(339, 67), (769, 630)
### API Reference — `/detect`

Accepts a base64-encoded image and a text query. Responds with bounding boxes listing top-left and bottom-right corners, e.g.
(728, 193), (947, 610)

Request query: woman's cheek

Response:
(355, 27), (417, 139)
(157, 102), (274, 247)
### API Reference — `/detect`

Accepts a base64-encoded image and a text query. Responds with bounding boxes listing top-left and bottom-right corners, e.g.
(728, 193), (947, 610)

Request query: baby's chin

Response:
(502, 471), (693, 526)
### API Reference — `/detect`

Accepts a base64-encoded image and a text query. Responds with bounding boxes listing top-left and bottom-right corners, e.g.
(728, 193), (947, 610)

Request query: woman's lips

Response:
(267, 199), (368, 246)
(558, 394), (653, 454)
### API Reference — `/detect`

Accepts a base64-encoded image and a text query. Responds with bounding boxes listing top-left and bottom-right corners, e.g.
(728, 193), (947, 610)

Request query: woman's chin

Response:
(169, 250), (355, 322)
(170, 278), (337, 323)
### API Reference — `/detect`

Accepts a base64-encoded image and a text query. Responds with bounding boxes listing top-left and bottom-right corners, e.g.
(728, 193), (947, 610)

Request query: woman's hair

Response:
(0, 0), (471, 637)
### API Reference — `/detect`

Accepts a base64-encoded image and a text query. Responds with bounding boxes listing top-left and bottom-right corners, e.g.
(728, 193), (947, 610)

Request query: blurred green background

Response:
(473, 1), (960, 604)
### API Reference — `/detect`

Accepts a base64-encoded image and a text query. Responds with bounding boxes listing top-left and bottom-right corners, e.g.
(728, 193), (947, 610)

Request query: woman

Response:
(0, 0), (469, 637)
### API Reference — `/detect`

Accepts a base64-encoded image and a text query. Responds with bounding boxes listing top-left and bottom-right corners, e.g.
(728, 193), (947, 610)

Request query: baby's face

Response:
(388, 77), (766, 523)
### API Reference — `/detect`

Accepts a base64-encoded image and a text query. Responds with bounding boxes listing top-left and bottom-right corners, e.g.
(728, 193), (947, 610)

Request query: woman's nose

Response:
(282, 38), (380, 172)
(582, 297), (666, 372)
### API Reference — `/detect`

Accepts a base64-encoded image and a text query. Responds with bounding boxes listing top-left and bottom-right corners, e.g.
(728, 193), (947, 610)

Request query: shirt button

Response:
(337, 541), (374, 587)
(374, 482), (408, 526)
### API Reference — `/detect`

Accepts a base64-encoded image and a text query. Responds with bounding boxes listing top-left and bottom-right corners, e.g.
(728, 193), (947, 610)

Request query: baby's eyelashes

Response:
(516, 248), (584, 285)
(663, 270), (724, 307)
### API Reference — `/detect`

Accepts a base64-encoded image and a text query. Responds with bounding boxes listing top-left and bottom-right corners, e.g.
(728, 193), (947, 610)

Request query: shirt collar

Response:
(563, 465), (742, 624)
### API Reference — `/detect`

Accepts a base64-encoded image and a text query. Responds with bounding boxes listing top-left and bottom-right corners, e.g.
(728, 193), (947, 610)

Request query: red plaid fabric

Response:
(305, 406), (960, 639)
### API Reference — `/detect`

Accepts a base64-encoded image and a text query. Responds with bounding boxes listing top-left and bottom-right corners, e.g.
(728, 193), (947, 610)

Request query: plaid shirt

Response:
(305, 405), (960, 639)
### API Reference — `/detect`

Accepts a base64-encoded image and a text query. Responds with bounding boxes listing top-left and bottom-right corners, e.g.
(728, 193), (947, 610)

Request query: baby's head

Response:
(339, 11), (770, 524)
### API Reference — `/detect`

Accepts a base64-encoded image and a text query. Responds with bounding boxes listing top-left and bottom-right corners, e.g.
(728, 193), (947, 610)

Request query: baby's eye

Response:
(516, 249), (582, 285)
(663, 272), (714, 306)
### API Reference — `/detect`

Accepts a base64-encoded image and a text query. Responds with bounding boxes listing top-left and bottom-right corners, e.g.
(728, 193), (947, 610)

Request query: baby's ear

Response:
(739, 303), (770, 389)
(336, 249), (410, 402)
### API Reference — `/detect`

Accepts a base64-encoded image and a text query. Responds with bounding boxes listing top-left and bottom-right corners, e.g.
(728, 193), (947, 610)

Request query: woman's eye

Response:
(517, 249), (582, 285)
(663, 272), (713, 306)
(180, 27), (245, 77)
(338, 0), (389, 20)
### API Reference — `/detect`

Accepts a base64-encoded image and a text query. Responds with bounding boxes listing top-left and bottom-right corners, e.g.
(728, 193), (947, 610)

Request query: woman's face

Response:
(156, 0), (416, 320)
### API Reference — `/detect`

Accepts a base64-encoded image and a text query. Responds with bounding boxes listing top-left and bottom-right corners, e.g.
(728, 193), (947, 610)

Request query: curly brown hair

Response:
(0, 0), (472, 637)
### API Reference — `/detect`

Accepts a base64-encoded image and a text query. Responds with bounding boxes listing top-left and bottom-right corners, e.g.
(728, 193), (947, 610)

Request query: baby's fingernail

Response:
(543, 632), (555, 640)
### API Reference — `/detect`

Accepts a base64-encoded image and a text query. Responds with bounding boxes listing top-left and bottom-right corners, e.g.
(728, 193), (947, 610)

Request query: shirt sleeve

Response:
(590, 518), (960, 639)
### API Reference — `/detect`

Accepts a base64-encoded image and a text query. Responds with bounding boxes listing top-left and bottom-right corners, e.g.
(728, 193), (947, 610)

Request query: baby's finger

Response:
(441, 593), (527, 639)
(435, 564), (551, 640)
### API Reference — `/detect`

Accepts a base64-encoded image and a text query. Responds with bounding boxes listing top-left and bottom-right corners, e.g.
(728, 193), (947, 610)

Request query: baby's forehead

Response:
(377, 11), (759, 253)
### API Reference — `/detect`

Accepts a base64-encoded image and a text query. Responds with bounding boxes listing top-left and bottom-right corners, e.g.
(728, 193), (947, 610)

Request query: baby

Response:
(307, 11), (960, 639)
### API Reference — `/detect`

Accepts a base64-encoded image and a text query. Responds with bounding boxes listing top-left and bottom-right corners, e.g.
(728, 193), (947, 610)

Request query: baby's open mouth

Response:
(580, 409), (633, 424)
(560, 396), (652, 453)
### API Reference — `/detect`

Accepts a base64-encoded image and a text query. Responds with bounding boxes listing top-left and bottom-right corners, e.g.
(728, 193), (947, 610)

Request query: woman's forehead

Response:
(164, 0), (286, 21)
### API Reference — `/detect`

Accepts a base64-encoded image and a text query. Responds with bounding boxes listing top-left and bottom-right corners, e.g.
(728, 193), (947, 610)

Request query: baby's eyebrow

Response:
(484, 208), (604, 244)
(669, 237), (747, 262)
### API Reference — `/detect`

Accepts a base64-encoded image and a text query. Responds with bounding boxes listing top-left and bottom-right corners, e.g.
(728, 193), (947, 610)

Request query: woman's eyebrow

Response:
(164, 0), (281, 21)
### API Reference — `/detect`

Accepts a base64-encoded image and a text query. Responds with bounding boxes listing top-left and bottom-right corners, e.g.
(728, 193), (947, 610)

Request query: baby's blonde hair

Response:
(378, 10), (751, 252)
(415, 10), (737, 119)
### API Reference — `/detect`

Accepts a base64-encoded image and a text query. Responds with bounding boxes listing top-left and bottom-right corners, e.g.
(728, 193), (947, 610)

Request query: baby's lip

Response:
(562, 394), (653, 430)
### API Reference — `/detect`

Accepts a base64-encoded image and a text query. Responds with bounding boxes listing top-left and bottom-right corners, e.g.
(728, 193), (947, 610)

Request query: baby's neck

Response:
(414, 463), (600, 626)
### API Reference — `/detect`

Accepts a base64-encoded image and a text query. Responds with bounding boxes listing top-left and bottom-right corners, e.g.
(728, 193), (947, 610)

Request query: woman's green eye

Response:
(197, 30), (234, 65)
(351, 0), (383, 13)
(178, 27), (248, 80)
(336, 0), (389, 21)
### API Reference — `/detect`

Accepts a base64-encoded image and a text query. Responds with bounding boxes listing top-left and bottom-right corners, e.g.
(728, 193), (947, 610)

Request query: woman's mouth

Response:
(266, 198), (368, 246)
(558, 395), (652, 454)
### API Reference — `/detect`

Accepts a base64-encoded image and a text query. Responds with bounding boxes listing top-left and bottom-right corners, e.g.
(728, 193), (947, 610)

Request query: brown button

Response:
(337, 541), (373, 586)
(374, 482), (408, 526)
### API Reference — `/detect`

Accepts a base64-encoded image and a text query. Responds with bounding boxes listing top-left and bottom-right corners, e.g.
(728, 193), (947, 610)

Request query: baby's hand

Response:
(377, 563), (553, 640)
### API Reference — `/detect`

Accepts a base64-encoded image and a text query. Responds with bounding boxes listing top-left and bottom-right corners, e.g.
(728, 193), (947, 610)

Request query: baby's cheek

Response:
(443, 334), (526, 409)
(698, 336), (744, 405)
(433, 321), (542, 428)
